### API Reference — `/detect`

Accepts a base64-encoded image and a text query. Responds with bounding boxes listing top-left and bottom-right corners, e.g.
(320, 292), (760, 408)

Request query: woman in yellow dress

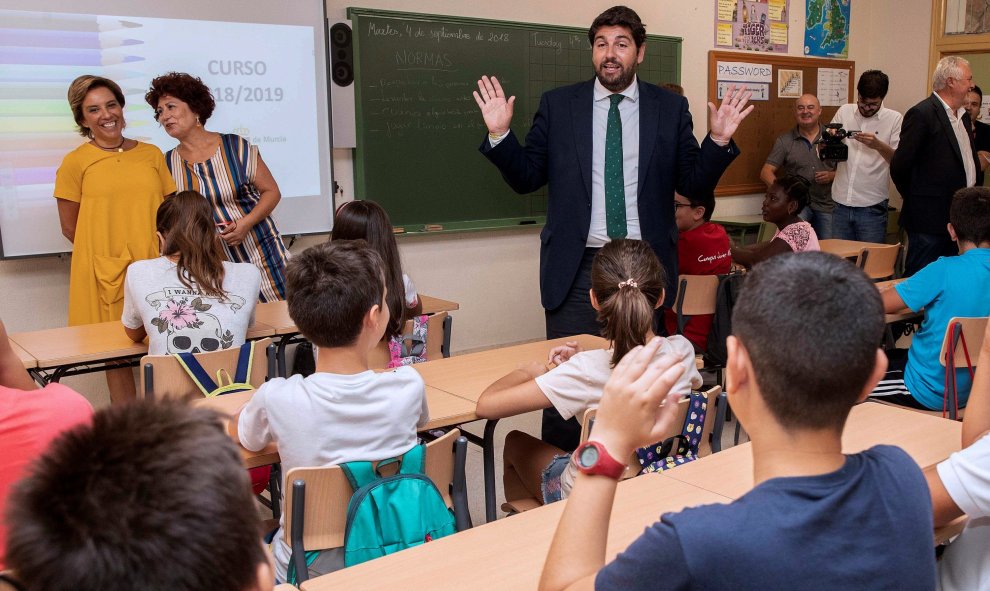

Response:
(54, 76), (176, 402)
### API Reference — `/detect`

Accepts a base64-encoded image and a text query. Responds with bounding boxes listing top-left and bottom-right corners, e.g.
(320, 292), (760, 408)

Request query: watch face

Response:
(578, 443), (600, 468)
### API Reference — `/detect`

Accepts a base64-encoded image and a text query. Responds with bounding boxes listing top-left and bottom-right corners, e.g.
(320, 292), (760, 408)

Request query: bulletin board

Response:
(708, 50), (855, 196)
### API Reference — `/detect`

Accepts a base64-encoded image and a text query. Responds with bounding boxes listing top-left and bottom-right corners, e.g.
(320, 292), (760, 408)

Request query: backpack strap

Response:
(340, 461), (380, 493)
(677, 391), (708, 457)
(174, 352), (218, 397)
(233, 341), (254, 383)
(398, 443), (427, 475)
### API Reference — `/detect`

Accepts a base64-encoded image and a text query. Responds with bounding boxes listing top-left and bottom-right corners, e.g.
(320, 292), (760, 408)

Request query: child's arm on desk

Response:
(476, 361), (552, 419)
(0, 320), (36, 391)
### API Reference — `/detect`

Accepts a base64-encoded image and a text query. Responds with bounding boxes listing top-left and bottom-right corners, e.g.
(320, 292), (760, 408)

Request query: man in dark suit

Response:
(891, 56), (978, 277)
(473, 5), (752, 450)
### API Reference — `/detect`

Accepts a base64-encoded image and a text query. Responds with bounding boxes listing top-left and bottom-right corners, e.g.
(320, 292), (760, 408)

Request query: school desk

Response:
(299, 473), (731, 591)
(412, 334), (609, 522)
(8, 320), (277, 386)
(192, 385), (479, 469)
(253, 294), (460, 376)
(9, 338), (36, 369)
(659, 401), (962, 500)
(712, 213), (766, 245)
(820, 238), (880, 259)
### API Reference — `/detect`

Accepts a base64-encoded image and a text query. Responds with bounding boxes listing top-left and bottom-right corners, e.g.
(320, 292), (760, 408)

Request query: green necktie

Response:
(605, 94), (627, 239)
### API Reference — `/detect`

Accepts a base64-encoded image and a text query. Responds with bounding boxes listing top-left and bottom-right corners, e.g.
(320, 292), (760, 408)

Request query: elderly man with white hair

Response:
(891, 55), (979, 276)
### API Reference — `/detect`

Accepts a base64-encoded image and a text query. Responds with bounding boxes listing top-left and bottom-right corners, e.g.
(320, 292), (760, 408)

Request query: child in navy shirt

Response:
(539, 252), (936, 591)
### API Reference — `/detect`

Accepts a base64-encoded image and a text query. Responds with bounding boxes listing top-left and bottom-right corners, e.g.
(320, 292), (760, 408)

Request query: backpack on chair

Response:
(174, 342), (270, 495)
(635, 391), (709, 473)
(341, 443), (456, 566)
(387, 314), (430, 368)
(703, 272), (747, 368)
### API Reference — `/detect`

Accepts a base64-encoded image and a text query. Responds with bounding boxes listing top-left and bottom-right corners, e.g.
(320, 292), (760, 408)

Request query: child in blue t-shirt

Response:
(873, 187), (990, 410)
(538, 252), (936, 591)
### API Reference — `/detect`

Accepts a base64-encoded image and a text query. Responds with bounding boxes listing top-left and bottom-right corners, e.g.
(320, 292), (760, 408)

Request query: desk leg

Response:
(483, 418), (500, 523)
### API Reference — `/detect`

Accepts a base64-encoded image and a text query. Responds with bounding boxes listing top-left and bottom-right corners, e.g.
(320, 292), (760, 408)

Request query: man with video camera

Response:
(761, 94), (837, 239)
(829, 70), (902, 243)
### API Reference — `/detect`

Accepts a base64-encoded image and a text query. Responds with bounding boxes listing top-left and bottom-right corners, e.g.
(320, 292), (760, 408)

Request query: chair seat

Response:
(501, 497), (541, 515)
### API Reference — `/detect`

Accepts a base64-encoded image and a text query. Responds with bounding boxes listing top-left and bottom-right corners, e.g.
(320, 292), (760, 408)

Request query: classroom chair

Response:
(855, 243), (902, 280)
(756, 221), (777, 243)
(368, 311), (450, 369)
(140, 337), (275, 401)
(501, 386), (722, 515)
(284, 429), (471, 584)
(672, 275), (722, 383)
(940, 316), (987, 420)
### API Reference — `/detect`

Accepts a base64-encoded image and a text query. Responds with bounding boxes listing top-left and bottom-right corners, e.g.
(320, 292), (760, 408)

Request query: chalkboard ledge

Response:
(392, 216), (545, 237)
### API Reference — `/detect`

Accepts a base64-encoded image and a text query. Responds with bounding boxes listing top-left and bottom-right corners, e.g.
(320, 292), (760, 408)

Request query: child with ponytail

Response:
(122, 191), (262, 355)
(476, 239), (701, 506)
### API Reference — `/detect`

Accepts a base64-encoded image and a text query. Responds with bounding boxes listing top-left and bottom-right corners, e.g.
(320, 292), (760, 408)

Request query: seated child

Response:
(0, 318), (92, 569)
(476, 239), (700, 506)
(4, 400), (272, 591)
(873, 186), (990, 410)
(927, 318), (990, 591)
(236, 241), (429, 582)
(664, 190), (731, 351)
(539, 252), (936, 590)
(122, 191), (262, 355)
(731, 174), (820, 269)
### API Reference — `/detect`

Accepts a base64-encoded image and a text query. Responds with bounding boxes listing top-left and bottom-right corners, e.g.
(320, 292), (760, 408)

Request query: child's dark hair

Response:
(684, 191), (717, 222)
(773, 173), (811, 215)
(4, 400), (267, 591)
(157, 191), (227, 298)
(591, 240), (666, 366)
(588, 6), (646, 48)
(331, 201), (406, 340)
(950, 186), (990, 245)
(286, 240), (385, 349)
(732, 252), (884, 431)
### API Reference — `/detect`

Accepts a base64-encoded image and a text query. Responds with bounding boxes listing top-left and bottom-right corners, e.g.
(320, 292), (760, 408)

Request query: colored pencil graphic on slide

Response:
(0, 11), (142, 33)
(0, 84), (146, 100)
(2, 65), (143, 82)
(0, 47), (144, 66)
(0, 134), (86, 152)
(0, 28), (144, 50)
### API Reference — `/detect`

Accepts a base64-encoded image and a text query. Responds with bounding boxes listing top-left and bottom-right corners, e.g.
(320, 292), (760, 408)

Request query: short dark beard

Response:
(596, 59), (638, 92)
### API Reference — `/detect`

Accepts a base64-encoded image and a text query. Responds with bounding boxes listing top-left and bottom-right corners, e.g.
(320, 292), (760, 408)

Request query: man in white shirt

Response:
(891, 56), (978, 276)
(830, 70), (902, 243)
(927, 319), (990, 591)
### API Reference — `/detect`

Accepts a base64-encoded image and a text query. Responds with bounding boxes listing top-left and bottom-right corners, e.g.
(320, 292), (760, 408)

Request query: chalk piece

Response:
(393, 227), (405, 234)
(425, 224), (444, 231)
(519, 220), (536, 225)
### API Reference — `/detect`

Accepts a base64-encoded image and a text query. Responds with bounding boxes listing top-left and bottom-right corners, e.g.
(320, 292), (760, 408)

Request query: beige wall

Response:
(0, 0), (936, 404)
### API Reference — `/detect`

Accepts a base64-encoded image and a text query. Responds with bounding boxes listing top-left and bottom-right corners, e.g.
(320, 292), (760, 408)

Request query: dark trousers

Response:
(543, 248), (602, 452)
(904, 231), (956, 277)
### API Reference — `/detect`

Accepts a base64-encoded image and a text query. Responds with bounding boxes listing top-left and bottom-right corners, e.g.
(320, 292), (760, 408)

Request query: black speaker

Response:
(329, 22), (353, 87)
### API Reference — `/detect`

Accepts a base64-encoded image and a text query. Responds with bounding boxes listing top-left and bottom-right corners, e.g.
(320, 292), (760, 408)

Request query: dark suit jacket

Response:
(890, 93), (979, 235)
(480, 80), (738, 310)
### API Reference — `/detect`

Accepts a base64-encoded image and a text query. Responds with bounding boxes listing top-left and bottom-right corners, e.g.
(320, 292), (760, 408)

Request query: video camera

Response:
(817, 123), (860, 162)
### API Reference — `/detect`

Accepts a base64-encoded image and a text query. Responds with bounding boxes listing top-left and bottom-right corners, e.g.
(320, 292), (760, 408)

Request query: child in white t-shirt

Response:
(235, 240), (428, 582)
(476, 240), (701, 506)
(122, 191), (261, 355)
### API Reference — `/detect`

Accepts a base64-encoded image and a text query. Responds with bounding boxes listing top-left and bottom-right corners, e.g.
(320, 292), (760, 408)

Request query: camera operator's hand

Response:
(852, 131), (896, 162)
(814, 170), (835, 184)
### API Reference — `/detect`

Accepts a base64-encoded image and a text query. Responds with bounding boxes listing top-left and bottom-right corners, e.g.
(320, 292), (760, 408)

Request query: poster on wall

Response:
(804, 0), (850, 58)
(715, 61), (773, 101)
(714, 0), (789, 53)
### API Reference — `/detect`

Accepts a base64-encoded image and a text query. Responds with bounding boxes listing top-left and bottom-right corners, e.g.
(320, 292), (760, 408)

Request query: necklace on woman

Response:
(92, 137), (126, 152)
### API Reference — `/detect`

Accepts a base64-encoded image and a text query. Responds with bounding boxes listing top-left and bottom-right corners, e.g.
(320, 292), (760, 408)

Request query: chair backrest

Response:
(939, 317), (988, 369)
(578, 385), (721, 477)
(855, 243), (901, 280)
(756, 221), (777, 243)
(673, 275), (720, 334)
(140, 337), (272, 401)
(368, 311), (447, 369)
(283, 428), (463, 551)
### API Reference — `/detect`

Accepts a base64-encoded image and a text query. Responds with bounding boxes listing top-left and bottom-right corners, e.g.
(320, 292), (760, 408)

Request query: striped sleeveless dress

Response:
(166, 133), (289, 302)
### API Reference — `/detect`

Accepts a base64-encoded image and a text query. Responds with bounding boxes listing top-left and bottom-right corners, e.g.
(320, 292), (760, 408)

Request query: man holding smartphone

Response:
(831, 70), (902, 243)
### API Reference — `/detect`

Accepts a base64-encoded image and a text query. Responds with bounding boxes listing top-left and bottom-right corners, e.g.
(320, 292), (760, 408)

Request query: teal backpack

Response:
(287, 443), (458, 583)
(340, 444), (457, 566)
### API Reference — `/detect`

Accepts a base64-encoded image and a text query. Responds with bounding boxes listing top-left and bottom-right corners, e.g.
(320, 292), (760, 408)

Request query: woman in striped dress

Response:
(145, 72), (288, 301)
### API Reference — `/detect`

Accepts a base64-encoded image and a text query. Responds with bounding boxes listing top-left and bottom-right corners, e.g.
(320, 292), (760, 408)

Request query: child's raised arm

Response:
(476, 362), (553, 419)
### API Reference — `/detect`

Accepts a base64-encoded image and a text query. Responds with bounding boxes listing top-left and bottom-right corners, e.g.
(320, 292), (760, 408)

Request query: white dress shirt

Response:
(830, 103), (902, 207)
(934, 92), (977, 188)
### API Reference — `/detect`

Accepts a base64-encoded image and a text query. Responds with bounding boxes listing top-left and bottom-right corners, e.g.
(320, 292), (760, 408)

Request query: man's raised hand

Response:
(708, 83), (755, 144)
(473, 75), (515, 136)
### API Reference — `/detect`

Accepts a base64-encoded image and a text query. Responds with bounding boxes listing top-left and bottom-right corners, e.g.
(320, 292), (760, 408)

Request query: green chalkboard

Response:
(347, 8), (682, 234)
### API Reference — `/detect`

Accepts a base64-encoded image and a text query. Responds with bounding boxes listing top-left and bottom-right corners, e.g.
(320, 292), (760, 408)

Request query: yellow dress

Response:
(54, 142), (176, 326)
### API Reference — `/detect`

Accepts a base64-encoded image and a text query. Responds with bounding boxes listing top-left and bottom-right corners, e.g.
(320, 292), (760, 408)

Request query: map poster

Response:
(804, 0), (850, 58)
(714, 0), (789, 53)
